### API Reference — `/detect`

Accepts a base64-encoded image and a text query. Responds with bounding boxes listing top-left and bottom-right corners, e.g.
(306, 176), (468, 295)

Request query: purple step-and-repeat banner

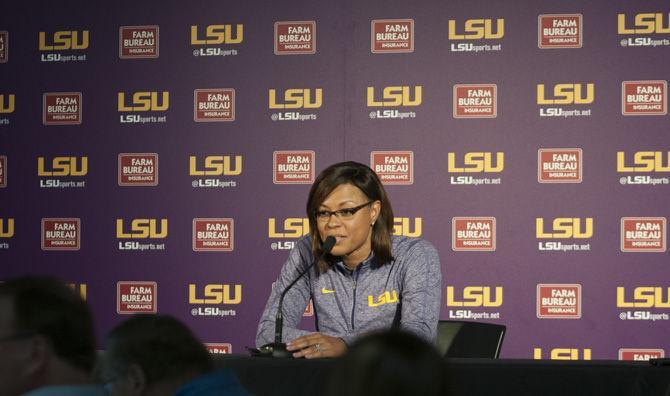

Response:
(0, 0), (669, 360)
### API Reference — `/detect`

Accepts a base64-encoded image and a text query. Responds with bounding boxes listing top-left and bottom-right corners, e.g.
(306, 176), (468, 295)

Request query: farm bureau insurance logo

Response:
(448, 18), (504, 52)
(618, 13), (670, 48)
(0, 218), (14, 250)
(538, 14), (582, 49)
(118, 91), (169, 124)
(38, 30), (89, 62)
(118, 153), (158, 186)
(189, 283), (241, 317)
(119, 26), (159, 58)
(0, 156), (6, 187)
(0, 94), (15, 125)
(117, 281), (157, 314)
(536, 284), (581, 318)
(189, 155), (242, 189)
(367, 85), (421, 120)
(618, 349), (665, 361)
(618, 151), (670, 186)
(447, 152), (503, 185)
(537, 83), (594, 118)
(452, 217), (496, 251)
(617, 286), (670, 322)
(446, 286), (503, 320)
(538, 149), (582, 183)
(536, 218), (593, 252)
(43, 92), (82, 125)
(274, 21), (315, 55)
(191, 24), (243, 57)
(371, 151), (413, 185)
(269, 88), (322, 121)
(621, 81), (667, 116)
(206, 343), (233, 355)
(0, 31), (7, 63)
(116, 218), (167, 251)
(620, 217), (666, 252)
(194, 89), (235, 122)
(37, 156), (87, 189)
(41, 218), (80, 251)
(273, 151), (314, 184)
(193, 218), (234, 252)
(453, 84), (496, 118)
(371, 19), (414, 53)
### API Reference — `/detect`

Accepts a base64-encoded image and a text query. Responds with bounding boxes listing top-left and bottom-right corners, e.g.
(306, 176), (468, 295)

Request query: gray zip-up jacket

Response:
(256, 235), (442, 346)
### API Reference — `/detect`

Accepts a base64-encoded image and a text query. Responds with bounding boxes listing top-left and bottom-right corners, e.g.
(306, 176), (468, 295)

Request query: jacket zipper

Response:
(351, 269), (359, 330)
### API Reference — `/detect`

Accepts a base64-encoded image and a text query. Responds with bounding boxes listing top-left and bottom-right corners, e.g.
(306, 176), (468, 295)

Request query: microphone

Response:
(257, 236), (336, 358)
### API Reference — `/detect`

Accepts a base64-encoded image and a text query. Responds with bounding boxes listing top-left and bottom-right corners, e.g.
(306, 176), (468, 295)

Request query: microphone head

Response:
(322, 236), (336, 254)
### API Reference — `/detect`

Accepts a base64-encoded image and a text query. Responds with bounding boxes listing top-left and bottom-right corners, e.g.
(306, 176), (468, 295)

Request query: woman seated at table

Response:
(256, 161), (442, 358)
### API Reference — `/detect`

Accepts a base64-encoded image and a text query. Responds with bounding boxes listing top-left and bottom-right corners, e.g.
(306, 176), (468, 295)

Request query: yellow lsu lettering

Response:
(618, 13), (670, 35)
(116, 219), (168, 239)
(446, 286), (503, 307)
(268, 89), (322, 109)
(617, 287), (670, 308)
(392, 217), (422, 237)
(617, 152), (670, 173)
(368, 290), (398, 307)
(447, 152), (504, 173)
(117, 92), (170, 112)
(533, 348), (592, 360)
(37, 157), (88, 177)
(536, 218), (593, 239)
(38, 30), (89, 51)
(66, 283), (87, 301)
(189, 156), (242, 176)
(0, 94), (15, 114)
(189, 284), (242, 304)
(0, 218), (14, 238)
(448, 18), (504, 40)
(367, 86), (422, 107)
(190, 24), (244, 45)
(268, 218), (309, 238)
(537, 84), (594, 105)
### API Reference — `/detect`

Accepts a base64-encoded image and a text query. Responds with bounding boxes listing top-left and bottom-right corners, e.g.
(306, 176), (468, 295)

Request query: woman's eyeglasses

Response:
(315, 201), (374, 222)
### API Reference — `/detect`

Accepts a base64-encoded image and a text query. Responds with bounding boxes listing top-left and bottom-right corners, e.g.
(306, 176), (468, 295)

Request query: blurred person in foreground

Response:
(102, 314), (248, 396)
(0, 276), (104, 396)
(256, 161), (442, 358)
(327, 330), (448, 396)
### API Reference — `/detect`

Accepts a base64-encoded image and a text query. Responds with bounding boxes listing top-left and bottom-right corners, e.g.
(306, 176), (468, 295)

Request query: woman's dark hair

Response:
(306, 161), (394, 272)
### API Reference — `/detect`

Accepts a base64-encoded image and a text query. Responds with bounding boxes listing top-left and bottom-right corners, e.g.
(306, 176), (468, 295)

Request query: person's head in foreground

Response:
(306, 161), (394, 271)
(0, 276), (101, 396)
(102, 314), (248, 396)
(327, 330), (448, 396)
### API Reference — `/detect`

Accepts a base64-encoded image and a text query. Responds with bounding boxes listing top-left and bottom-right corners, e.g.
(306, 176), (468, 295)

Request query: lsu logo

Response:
(38, 30), (89, 50)
(118, 92), (169, 112)
(0, 218), (14, 238)
(618, 349), (665, 361)
(188, 284), (242, 304)
(367, 86), (422, 107)
(189, 155), (242, 176)
(66, 283), (87, 301)
(617, 151), (670, 172)
(392, 217), (422, 237)
(447, 152), (504, 173)
(37, 157), (88, 177)
(368, 290), (398, 307)
(190, 24), (244, 45)
(0, 94), (15, 114)
(446, 286), (503, 307)
(537, 84), (594, 105)
(617, 287), (670, 308)
(268, 89), (322, 109)
(268, 218), (309, 238)
(448, 19), (504, 40)
(536, 218), (593, 239)
(533, 348), (591, 360)
(116, 219), (168, 239)
(618, 13), (670, 34)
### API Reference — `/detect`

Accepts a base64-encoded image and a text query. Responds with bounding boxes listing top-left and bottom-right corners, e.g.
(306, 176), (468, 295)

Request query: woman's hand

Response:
(286, 332), (347, 358)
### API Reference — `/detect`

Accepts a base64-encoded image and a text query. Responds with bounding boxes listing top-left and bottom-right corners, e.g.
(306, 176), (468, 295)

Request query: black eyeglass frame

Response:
(314, 200), (375, 221)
